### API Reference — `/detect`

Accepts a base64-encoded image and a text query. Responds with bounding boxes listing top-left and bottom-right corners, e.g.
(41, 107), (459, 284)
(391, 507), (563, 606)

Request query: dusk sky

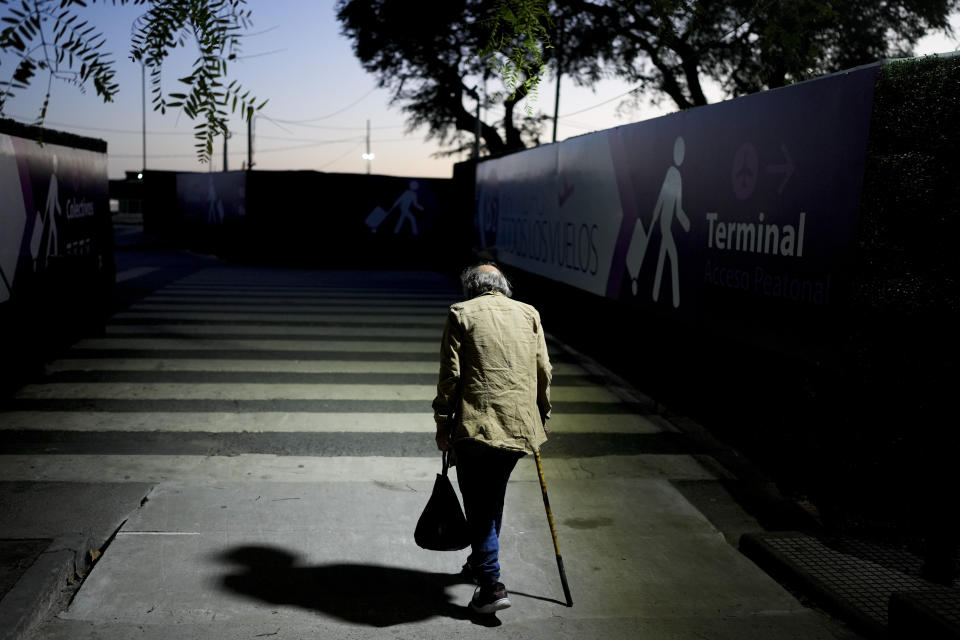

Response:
(2, 1), (958, 180)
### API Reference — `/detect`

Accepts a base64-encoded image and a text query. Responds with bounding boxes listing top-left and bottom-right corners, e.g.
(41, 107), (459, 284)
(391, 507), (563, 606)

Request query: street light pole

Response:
(247, 115), (254, 170)
(552, 21), (563, 144)
(362, 119), (375, 174)
(141, 62), (147, 175)
(223, 131), (231, 172)
(474, 86), (481, 159)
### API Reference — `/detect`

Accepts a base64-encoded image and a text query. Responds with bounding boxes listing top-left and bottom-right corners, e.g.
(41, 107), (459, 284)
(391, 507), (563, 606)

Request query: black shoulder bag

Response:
(414, 451), (471, 551)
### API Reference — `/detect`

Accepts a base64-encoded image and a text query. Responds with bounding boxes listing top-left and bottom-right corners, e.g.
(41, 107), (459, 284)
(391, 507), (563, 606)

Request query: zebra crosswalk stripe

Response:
(2, 266), (671, 483)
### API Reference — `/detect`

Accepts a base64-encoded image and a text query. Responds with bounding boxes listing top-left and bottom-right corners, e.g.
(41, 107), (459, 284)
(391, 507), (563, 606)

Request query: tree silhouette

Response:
(566, 0), (958, 111)
(337, 0), (555, 157)
(338, 0), (958, 156)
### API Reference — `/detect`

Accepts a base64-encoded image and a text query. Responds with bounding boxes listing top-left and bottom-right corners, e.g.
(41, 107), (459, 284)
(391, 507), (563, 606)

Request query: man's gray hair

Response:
(461, 263), (513, 299)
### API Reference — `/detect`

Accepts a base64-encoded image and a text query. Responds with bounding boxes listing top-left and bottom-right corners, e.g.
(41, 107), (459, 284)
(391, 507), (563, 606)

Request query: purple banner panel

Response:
(0, 133), (110, 304)
(606, 65), (881, 325)
(476, 135), (624, 296)
(476, 64), (880, 354)
(178, 171), (248, 225)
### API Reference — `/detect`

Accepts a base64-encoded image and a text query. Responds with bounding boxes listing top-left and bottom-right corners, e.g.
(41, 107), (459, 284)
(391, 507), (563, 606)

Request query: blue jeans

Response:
(454, 441), (523, 588)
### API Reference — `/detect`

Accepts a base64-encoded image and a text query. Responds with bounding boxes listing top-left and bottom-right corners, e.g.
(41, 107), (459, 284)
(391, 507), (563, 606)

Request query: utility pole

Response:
(362, 119), (375, 174)
(474, 87), (481, 159)
(223, 131), (231, 172)
(247, 115), (254, 170)
(552, 20), (563, 144)
(473, 58), (492, 159)
(141, 62), (147, 175)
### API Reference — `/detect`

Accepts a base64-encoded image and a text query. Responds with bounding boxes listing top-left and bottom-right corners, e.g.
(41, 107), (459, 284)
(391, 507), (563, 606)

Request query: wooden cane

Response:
(534, 450), (573, 606)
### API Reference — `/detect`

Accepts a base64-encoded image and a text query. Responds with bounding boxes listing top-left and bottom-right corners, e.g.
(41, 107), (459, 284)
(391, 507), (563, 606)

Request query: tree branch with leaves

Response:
(479, 0), (552, 108)
(0, 0), (264, 162)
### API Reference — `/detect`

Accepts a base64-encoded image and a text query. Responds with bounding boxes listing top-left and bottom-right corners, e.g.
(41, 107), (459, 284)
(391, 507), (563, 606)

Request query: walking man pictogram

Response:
(392, 180), (424, 236)
(651, 137), (690, 308)
(624, 136), (691, 307)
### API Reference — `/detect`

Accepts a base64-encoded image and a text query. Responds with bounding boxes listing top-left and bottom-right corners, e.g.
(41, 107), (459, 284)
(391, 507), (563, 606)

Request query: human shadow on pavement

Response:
(215, 545), (501, 627)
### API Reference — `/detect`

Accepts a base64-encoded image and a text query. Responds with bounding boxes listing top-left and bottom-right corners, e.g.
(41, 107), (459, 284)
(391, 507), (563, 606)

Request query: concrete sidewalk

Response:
(17, 462), (849, 640)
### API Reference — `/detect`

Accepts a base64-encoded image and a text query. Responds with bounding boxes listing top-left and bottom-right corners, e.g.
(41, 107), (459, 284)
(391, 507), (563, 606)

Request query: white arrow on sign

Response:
(766, 144), (794, 194)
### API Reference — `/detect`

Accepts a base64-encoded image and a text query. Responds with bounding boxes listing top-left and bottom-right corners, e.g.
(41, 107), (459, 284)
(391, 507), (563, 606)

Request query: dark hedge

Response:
(796, 53), (960, 536)
(854, 54), (960, 316)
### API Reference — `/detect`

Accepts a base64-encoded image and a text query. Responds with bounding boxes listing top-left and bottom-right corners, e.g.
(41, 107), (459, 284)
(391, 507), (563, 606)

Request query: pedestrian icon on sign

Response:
(625, 137), (691, 308)
(391, 181), (423, 235)
(364, 181), (424, 236)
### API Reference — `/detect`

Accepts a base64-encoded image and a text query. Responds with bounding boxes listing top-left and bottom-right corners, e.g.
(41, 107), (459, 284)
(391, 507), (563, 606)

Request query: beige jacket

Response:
(432, 291), (552, 454)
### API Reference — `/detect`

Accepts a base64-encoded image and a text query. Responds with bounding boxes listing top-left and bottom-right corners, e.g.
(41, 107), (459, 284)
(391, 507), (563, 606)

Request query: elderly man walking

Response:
(433, 262), (552, 614)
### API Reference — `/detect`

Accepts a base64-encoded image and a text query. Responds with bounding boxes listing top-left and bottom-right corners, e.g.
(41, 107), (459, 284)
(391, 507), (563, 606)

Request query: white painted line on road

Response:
(117, 531), (200, 536)
(0, 411), (437, 432)
(136, 295), (452, 308)
(115, 267), (160, 283)
(16, 382), (438, 401)
(161, 283), (455, 293)
(111, 311), (444, 324)
(42, 359), (587, 375)
(103, 325), (441, 338)
(163, 283), (454, 295)
(15, 382), (622, 402)
(43, 359), (442, 374)
(149, 292), (456, 302)
(72, 338), (439, 353)
(0, 411), (658, 433)
(0, 454), (719, 483)
(127, 304), (444, 315)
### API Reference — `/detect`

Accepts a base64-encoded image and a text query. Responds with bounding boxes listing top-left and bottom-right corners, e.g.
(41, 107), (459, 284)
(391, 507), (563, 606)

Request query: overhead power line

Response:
(237, 48), (286, 60)
(2, 116), (194, 136)
(318, 142), (363, 169)
(110, 137), (361, 159)
(257, 139), (361, 153)
(244, 25), (281, 38)
(253, 133), (362, 144)
(375, 137), (428, 143)
(263, 87), (378, 124)
(4, 114), (400, 139)
(259, 117), (405, 131)
(558, 87), (641, 118)
(559, 120), (602, 131)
